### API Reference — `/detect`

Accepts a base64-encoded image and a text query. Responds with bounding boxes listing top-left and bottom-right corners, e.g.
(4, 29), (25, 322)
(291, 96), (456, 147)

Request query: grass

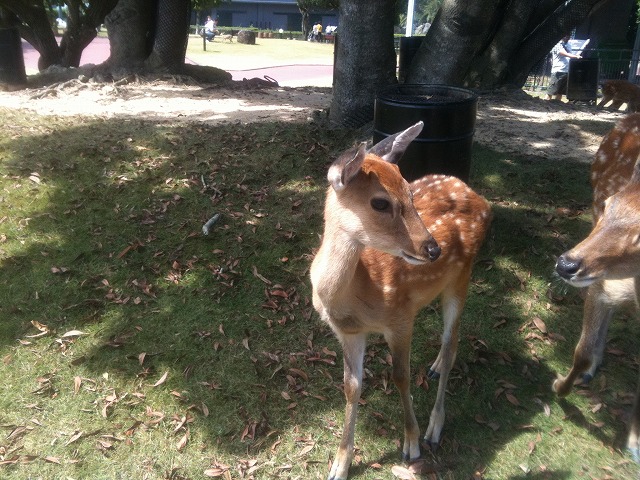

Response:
(1, 104), (639, 480)
(185, 35), (335, 70)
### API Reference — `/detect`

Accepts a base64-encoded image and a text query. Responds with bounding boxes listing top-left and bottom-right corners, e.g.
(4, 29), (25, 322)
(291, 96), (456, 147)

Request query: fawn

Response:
(310, 122), (491, 479)
(554, 113), (640, 457)
(597, 79), (640, 113)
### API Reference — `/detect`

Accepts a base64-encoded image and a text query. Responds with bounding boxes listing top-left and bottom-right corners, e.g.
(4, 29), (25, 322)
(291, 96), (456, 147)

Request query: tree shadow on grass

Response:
(0, 114), (639, 479)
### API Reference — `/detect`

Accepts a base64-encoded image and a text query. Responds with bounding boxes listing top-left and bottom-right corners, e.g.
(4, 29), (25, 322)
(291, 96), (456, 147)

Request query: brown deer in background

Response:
(597, 79), (640, 113)
(554, 113), (640, 458)
(310, 122), (492, 479)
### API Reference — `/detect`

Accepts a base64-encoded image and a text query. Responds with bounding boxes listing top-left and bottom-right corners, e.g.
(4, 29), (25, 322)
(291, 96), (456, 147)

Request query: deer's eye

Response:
(370, 198), (391, 212)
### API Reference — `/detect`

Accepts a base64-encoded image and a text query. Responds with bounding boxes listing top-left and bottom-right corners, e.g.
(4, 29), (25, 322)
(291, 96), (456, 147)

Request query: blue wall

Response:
(203, 1), (338, 31)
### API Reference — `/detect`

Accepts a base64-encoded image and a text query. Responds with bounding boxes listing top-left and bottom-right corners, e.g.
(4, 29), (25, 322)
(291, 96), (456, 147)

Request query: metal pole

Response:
(405, 0), (414, 37)
(629, 24), (640, 83)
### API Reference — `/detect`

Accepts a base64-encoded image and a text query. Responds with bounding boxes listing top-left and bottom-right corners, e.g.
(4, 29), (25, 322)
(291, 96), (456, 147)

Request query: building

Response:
(208, 0), (338, 31)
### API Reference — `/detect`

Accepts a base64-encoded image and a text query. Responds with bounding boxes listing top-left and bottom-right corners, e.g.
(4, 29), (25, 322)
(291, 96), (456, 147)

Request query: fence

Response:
(525, 48), (640, 93)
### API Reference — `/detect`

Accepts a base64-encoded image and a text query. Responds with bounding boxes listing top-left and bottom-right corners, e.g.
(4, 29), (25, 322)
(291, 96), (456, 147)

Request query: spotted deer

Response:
(554, 113), (640, 457)
(597, 79), (640, 113)
(310, 122), (491, 479)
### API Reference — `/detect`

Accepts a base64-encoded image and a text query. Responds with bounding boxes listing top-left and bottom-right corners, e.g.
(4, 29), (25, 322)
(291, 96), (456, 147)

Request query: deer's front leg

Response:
(329, 332), (366, 480)
(424, 289), (463, 448)
(553, 285), (612, 397)
(386, 327), (420, 461)
(628, 372), (640, 462)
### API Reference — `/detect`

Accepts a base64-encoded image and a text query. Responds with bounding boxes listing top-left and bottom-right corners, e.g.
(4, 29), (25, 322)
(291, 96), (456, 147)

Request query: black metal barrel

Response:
(373, 84), (478, 182)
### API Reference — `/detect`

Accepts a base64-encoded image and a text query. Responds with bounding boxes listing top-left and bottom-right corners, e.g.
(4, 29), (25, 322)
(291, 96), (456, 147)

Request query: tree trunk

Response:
(0, 0), (118, 70)
(329, 0), (397, 128)
(105, 0), (153, 71)
(144, 0), (191, 72)
(59, 0), (119, 68)
(406, 0), (618, 89)
(299, 8), (309, 39)
(59, 26), (99, 67)
(106, 0), (190, 73)
(406, 0), (505, 86)
(6, 2), (61, 70)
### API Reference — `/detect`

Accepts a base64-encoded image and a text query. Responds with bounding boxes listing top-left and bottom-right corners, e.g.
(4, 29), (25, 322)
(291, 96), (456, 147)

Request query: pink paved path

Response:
(21, 36), (333, 87)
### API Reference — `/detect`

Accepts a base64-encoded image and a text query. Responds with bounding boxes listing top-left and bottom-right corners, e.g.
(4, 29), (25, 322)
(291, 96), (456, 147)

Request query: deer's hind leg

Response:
(424, 271), (470, 447)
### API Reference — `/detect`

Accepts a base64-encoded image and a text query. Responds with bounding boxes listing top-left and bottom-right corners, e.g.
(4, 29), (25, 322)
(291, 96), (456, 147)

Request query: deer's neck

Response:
(311, 192), (365, 307)
(312, 226), (363, 304)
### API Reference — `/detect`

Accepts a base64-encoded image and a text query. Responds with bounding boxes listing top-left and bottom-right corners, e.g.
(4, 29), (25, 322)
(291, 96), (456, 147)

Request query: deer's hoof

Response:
(580, 373), (593, 384)
(424, 440), (440, 453)
(427, 368), (440, 380)
(552, 377), (570, 397)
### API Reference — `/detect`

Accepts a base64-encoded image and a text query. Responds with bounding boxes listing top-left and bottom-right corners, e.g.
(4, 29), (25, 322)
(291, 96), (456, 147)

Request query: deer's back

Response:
(591, 113), (640, 220)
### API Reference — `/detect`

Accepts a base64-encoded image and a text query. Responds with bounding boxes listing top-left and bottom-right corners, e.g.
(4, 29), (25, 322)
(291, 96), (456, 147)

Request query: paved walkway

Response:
(21, 36), (333, 87)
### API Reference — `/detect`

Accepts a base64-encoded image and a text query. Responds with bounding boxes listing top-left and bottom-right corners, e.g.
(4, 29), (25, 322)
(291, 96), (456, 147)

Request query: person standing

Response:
(546, 35), (582, 101)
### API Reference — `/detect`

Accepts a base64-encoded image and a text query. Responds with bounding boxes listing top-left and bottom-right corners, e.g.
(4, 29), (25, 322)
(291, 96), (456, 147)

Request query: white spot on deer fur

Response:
(455, 219), (463, 226)
(383, 285), (396, 294)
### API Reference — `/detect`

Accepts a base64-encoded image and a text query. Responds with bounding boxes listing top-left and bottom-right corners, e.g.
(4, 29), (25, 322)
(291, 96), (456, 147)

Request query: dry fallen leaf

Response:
(506, 393), (520, 406)
(61, 330), (86, 338)
(298, 442), (315, 456)
(176, 429), (189, 451)
(74, 376), (82, 395)
(65, 430), (83, 446)
(153, 371), (169, 387)
(531, 317), (547, 334)
(204, 467), (230, 478)
(391, 465), (417, 479)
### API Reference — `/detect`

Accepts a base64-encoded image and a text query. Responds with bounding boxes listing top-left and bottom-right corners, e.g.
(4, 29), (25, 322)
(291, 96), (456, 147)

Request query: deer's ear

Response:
(328, 142), (367, 191)
(367, 121), (423, 164)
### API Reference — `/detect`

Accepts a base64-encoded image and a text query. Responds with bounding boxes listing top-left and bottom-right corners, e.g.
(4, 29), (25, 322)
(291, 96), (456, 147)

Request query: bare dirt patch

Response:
(0, 79), (623, 163)
(0, 77), (331, 124)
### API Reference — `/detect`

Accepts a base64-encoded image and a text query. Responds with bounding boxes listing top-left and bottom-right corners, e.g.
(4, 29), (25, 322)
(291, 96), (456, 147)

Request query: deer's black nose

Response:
(425, 238), (441, 262)
(556, 254), (581, 279)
